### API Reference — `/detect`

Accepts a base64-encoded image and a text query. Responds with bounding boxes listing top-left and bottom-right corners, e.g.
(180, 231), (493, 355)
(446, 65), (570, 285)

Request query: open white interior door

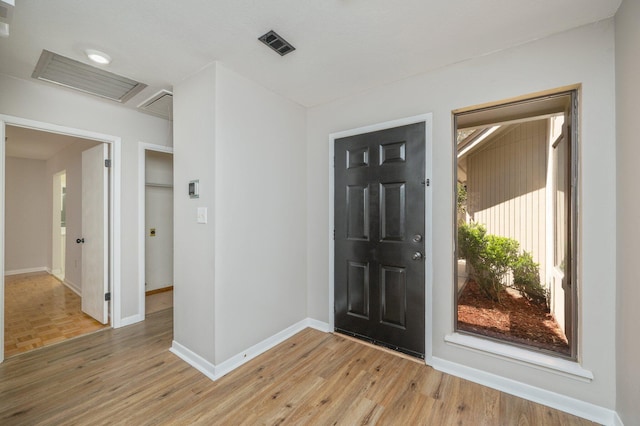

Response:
(81, 144), (109, 324)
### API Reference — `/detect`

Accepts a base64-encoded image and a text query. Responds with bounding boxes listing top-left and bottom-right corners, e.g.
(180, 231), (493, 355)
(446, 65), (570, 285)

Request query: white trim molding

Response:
(0, 118), (4, 364)
(171, 318), (331, 381)
(4, 267), (48, 276)
(170, 341), (217, 381)
(63, 278), (81, 296)
(119, 314), (145, 328)
(613, 412), (624, 426)
(444, 332), (594, 381)
(431, 356), (618, 425)
(306, 318), (331, 333)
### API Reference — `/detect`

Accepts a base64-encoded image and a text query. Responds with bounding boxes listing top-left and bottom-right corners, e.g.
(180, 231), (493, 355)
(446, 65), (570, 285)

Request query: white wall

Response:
(307, 20), (616, 409)
(173, 62), (307, 366)
(615, 0), (640, 423)
(173, 63), (217, 362)
(5, 136), (100, 296)
(145, 150), (173, 291)
(4, 157), (48, 272)
(45, 140), (100, 293)
(213, 64), (307, 363)
(146, 150), (173, 185)
(0, 74), (172, 321)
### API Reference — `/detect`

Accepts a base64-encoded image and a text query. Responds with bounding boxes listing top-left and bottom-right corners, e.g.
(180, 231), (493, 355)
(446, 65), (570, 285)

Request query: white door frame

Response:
(0, 114), (122, 363)
(328, 113), (434, 363)
(137, 142), (174, 318)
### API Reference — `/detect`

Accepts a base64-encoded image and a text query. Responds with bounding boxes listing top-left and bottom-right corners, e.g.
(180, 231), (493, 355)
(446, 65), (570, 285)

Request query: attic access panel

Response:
(32, 50), (147, 103)
(138, 90), (173, 120)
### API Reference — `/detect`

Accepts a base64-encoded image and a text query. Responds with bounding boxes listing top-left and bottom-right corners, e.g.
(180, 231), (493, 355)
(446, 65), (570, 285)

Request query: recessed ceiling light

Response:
(85, 49), (111, 65)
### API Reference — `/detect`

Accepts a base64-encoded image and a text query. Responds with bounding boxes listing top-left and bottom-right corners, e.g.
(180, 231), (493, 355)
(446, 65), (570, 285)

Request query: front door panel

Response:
(335, 122), (425, 358)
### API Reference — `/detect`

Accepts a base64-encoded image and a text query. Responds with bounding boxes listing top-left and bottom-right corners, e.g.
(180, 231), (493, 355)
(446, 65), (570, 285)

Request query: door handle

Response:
(76, 238), (85, 244)
(412, 251), (423, 261)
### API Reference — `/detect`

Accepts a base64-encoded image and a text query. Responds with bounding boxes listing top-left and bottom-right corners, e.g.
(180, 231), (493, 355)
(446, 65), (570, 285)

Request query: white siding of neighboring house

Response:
(466, 119), (548, 285)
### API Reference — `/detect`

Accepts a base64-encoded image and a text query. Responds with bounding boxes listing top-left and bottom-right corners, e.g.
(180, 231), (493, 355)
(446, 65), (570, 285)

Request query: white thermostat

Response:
(189, 180), (199, 198)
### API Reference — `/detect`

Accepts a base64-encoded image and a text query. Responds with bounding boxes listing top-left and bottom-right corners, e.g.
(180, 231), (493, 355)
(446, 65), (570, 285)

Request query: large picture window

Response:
(454, 90), (578, 359)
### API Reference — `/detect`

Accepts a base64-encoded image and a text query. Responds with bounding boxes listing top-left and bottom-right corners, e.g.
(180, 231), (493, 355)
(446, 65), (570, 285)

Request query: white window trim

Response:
(444, 332), (593, 382)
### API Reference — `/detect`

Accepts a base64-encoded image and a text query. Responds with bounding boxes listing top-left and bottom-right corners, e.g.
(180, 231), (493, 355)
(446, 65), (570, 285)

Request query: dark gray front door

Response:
(334, 122), (426, 358)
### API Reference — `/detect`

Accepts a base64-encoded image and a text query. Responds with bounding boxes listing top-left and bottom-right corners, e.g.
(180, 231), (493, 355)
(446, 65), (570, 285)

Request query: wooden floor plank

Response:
(0, 309), (596, 425)
(4, 272), (109, 358)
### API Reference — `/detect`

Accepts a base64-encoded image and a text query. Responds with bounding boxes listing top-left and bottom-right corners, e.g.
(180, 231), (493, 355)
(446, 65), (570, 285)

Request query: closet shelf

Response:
(145, 182), (173, 188)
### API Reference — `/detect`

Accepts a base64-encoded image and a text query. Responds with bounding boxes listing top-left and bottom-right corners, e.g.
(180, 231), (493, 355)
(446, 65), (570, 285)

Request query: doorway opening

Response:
(52, 170), (66, 282)
(1, 116), (121, 362)
(454, 88), (578, 359)
(139, 143), (174, 318)
(144, 149), (173, 316)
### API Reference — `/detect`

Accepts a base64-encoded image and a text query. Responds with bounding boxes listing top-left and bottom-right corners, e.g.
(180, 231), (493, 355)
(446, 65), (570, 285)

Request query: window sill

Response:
(444, 332), (593, 382)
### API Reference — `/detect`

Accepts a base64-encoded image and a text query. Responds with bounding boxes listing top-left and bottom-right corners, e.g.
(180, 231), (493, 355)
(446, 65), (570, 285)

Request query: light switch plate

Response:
(197, 207), (207, 224)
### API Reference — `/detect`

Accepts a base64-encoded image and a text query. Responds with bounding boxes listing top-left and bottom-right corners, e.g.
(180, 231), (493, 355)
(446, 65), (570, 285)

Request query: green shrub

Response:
(457, 183), (468, 222)
(458, 223), (518, 302)
(458, 221), (486, 262)
(458, 223), (546, 306)
(512, 251), (547, 305)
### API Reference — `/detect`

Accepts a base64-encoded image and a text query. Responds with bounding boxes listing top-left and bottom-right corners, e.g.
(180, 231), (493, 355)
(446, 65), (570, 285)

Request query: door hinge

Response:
(105, 159), (112, 168)
(105, 292), (111, 301)
(333, 229), (336, 240)
(422, 178), (430, 186)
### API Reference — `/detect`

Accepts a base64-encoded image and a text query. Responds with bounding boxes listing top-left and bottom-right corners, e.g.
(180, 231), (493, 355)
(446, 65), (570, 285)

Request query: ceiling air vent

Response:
(258, 30), (296, 56)
(32, 50), (147, 103)
(138, 90), (173, 120)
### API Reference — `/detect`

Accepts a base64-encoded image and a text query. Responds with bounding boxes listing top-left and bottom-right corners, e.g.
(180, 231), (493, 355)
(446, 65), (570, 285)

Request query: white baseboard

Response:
(118, 314), (144, 328)
(431, 356), (619, 425)
(4, 266), (47, 276)
(613, 412), (624, 426)
(171, 317), (331, 382)
(306, 318), (331, 333)
(63, 279), (81, 296)
(170, 341), (217, 381)
(214, 318), (324, 379)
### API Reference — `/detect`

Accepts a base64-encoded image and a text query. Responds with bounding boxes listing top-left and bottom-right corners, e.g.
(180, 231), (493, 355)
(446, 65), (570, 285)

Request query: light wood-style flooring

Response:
(0, 308), (594, 425)
(145, 288), (173, 315)
(4, 272), (109, 358)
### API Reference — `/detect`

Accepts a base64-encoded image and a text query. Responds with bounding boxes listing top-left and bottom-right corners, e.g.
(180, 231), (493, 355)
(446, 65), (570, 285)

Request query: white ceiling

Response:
(5, 125), (99, 160)
(0, 0), (621, 109)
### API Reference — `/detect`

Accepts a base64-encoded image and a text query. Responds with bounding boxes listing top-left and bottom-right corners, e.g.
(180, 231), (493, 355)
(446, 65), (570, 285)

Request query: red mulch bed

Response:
(457, 280), (570, 356)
